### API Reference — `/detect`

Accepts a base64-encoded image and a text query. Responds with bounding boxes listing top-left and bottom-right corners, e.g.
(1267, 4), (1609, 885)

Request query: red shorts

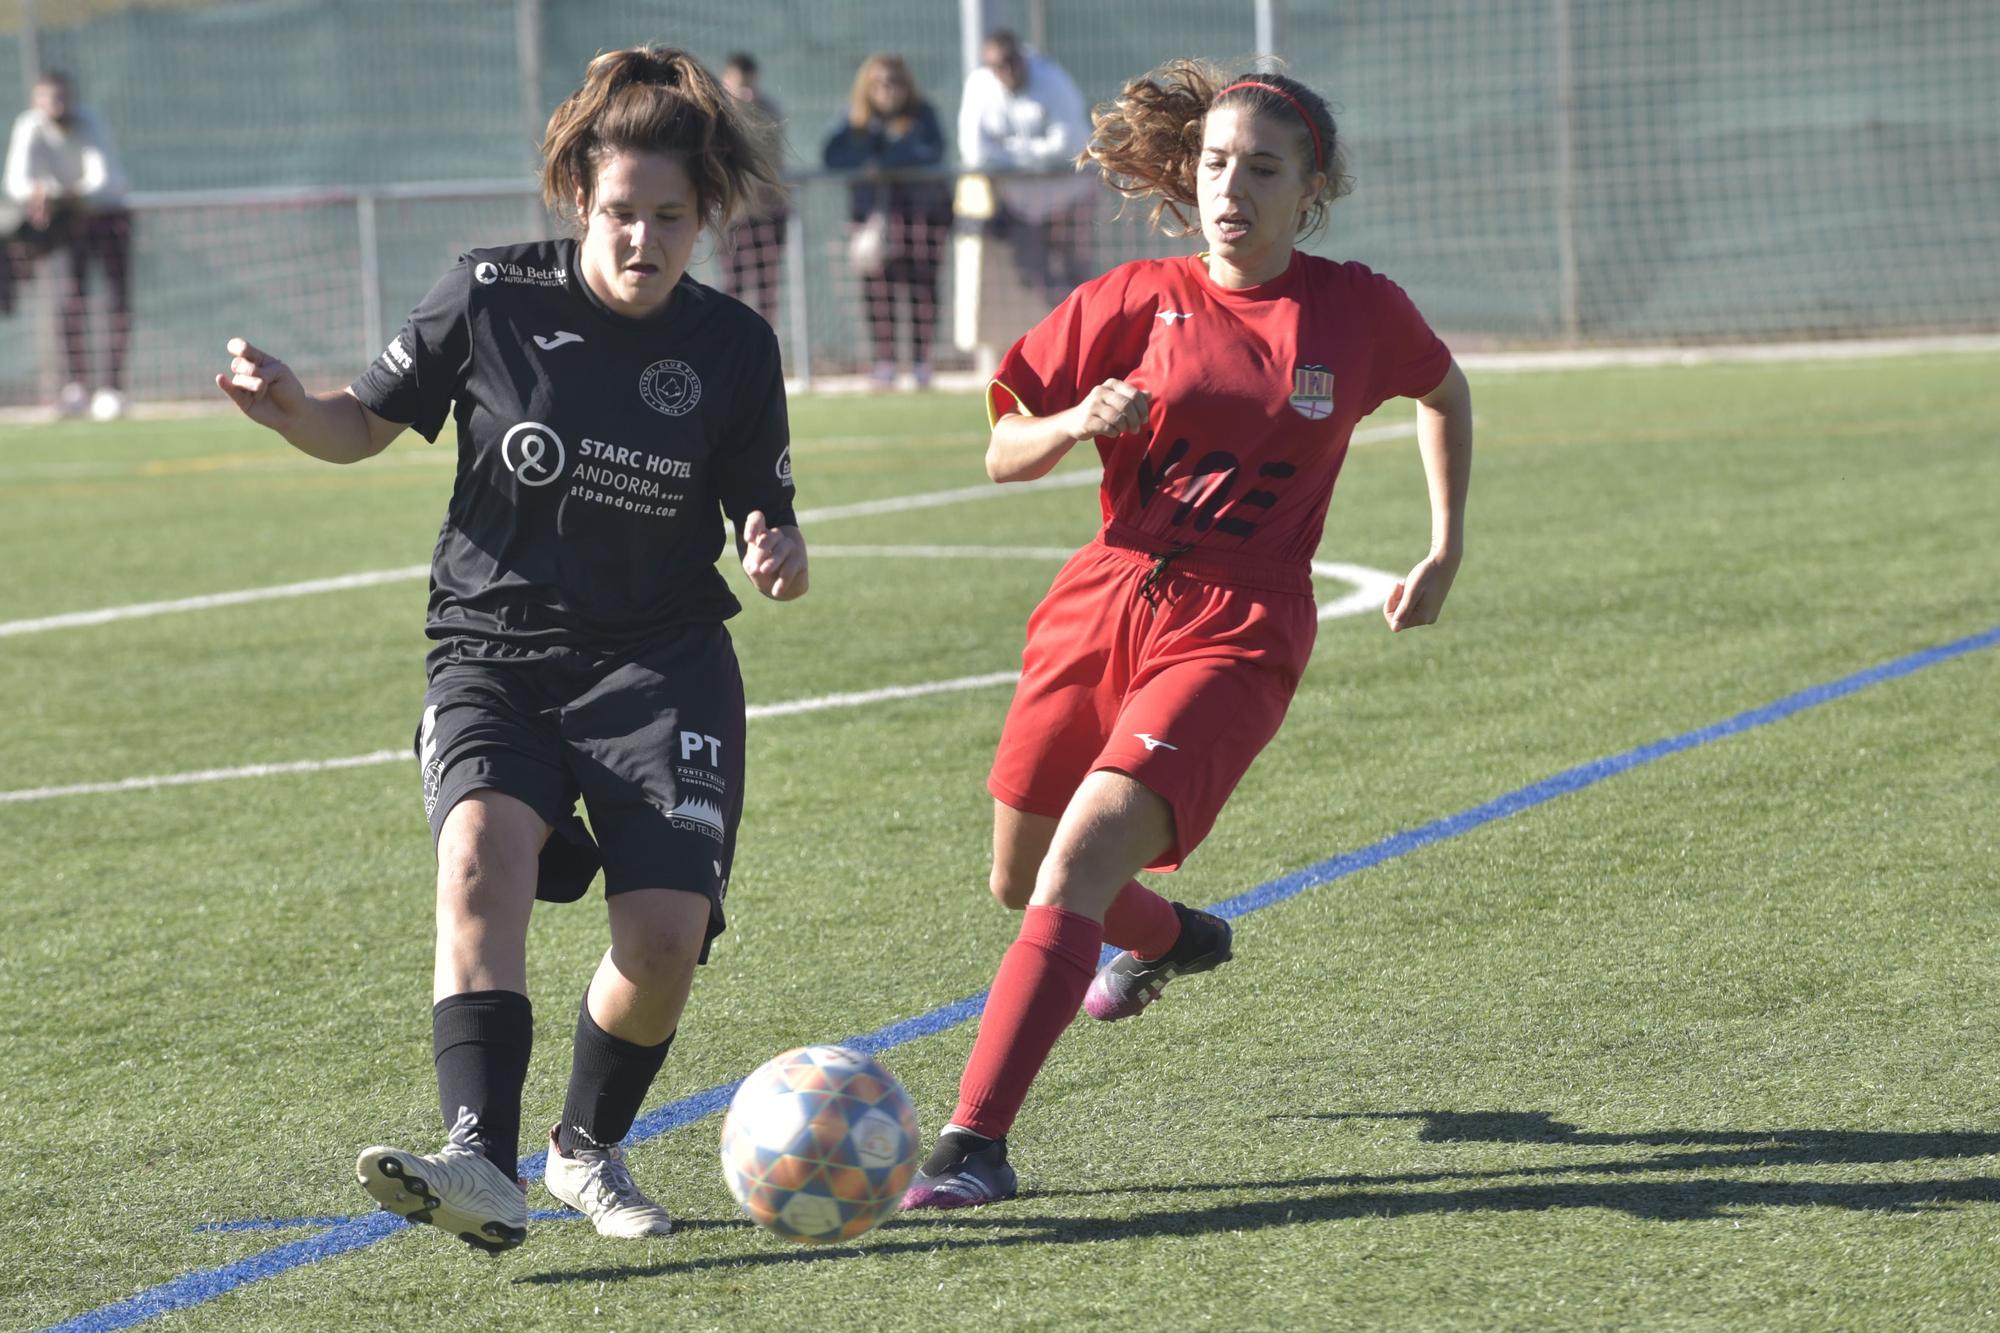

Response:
(987, 522), (1319, 871)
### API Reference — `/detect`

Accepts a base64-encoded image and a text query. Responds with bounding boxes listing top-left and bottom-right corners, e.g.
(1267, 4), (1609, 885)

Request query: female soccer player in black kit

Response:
(216, 47), (807, 1251)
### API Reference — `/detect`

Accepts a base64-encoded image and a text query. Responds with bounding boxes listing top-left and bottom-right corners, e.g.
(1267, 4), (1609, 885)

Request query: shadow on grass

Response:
(1287, 1110), (2000, 1174)
(514, 1109), (2000, 1285)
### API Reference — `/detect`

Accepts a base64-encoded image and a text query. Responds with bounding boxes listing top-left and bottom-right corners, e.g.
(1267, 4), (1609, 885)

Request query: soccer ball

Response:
(719, 1045), (921, 1244)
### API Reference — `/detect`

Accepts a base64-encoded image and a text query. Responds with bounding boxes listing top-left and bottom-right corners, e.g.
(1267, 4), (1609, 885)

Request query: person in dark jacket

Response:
(822, 53), (952, 388)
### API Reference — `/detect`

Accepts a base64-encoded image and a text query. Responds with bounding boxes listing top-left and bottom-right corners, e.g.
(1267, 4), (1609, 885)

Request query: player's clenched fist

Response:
(740, 509), (810, 601)
(214, 336), (309, 430)
(1065, 378), (1150, 442)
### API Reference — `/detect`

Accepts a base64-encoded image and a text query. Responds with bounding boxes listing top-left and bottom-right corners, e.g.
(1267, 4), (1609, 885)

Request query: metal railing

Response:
(1, 165), (1154, 406)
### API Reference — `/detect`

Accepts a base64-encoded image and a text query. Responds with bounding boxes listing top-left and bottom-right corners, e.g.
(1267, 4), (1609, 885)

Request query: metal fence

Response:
(2, 0), (1997, 408)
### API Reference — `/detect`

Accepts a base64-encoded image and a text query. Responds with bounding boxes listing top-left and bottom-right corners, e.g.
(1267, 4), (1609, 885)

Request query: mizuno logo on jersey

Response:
(533, 331), (584, 351)
(1135, 733), (1179, 751)
(1155, 310), (1194, 325)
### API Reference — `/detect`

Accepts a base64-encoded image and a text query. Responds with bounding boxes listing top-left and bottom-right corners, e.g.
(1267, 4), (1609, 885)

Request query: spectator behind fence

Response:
(720, 52), (790, 327)
(958, 30), (1096, 303)
(3, 70), (133, 419)
(821, 53), (952, 389)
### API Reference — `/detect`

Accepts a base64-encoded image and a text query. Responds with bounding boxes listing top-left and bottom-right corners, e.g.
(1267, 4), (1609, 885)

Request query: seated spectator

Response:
(3, 70), (133, 419)
(957, 30), (1096, 303)
(822, 53), (952, 389)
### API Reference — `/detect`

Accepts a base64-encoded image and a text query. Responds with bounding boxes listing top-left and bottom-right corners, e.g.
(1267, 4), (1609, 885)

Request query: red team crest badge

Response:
(1289, 364), (1335, 420)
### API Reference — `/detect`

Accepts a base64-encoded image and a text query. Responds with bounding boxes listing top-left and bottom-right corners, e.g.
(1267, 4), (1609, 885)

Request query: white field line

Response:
(2, 440), (1406, 802)
(791, 468), (1098, 522)
(0, 472), (1105, 638)
(2, 335), (1995, 430)
(745, 670), (1023, 719)
(0, 674), (1027, 804)
(1, 420), (1410, 483)
(1456, 334), (2000, 373)
(803, 431), (987, 449)
(1311, 560), (1400, 620)
(2, 429), (1418, 639)
(0, 428), (974, 480)
(0, 554), (1396, 805)
(0, 749), (412, 804)
(814, 544), (1078, 560)
(0, 566), (432, 637)
(0, 447), (459, 480)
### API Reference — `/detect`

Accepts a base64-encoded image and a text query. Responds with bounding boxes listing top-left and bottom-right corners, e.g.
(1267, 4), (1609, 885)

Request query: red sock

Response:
(951, 905), (1104, 1140)
(1101, 881), (1181, 959)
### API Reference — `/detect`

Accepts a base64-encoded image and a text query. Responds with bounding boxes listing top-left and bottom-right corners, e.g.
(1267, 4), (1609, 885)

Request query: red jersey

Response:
(989, 252), (1450, 569)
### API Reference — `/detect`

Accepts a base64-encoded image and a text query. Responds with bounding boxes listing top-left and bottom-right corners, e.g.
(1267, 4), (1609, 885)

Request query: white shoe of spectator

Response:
(57, 382), (88, 418)
(90, 387), (127, 421)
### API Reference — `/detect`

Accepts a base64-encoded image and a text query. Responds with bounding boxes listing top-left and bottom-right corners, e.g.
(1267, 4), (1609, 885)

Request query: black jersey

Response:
(350, 238), (797, 652)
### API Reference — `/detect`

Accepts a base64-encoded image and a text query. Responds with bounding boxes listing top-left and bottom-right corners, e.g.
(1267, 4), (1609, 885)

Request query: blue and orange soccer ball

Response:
(720, 1044), (921, 1244)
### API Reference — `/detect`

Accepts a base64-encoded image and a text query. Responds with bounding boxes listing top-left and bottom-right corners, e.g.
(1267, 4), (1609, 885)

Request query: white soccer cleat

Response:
(543, 1128), (674, 1238)
(356, 1114), (528, 1253)
(89, 387), (126, 421)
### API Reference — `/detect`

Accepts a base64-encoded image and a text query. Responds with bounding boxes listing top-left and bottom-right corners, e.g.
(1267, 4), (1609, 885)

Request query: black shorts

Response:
(415, 624), (746, 959)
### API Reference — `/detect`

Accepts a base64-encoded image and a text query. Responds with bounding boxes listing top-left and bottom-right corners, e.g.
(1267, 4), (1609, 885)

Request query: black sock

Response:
(432, 990), (533, 1179)
(555, 996), (674, 1157)
(922, 1126), (999, 1175)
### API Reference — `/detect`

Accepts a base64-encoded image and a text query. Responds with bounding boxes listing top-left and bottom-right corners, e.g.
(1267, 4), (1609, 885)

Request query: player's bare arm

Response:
(986, 378), (1150, 483)
(739, 509), (810, 601)
(1385, 358), (1473, 632)
(215, 336), (406, 464)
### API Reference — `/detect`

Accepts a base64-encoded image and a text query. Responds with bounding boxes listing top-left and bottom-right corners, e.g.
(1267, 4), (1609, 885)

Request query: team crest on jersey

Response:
(639, 359), (703, 417)
(1290, 364), (1335, 420)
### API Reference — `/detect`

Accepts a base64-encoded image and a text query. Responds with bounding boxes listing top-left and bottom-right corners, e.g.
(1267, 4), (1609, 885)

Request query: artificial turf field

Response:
(3, 352), (1997, 1330)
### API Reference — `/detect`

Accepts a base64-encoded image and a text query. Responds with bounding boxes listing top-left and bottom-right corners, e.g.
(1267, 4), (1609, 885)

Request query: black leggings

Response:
(58, 209), (134, 389)
(721, 215), (787, 324)
(860, 217), (946, 367)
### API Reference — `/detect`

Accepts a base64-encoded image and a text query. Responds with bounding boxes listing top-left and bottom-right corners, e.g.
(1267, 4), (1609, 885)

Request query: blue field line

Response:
(46, 623), (2000, 1333)
(1209, 623), (2000, 923)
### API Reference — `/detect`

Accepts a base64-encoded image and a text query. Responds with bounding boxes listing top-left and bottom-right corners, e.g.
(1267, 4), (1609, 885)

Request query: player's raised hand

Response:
(740, 510), (810, 601)
(215, 337), (311, 432)
(1066, 378), (1150, 442)
(1384, 549), (1460, 632)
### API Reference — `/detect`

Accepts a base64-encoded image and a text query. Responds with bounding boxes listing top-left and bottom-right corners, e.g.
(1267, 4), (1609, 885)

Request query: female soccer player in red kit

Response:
(901, 61), (1474, 1209)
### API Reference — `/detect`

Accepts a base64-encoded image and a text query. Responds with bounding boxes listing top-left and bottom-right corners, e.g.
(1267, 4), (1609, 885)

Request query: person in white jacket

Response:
(4, 71), (133, 419)
(957, 31), (1096, 302)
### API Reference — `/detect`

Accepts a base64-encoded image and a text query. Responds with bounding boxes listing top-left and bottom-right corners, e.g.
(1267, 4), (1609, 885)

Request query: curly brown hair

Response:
(541, 45), (787, 236)
(1081, 59), (1351, 240)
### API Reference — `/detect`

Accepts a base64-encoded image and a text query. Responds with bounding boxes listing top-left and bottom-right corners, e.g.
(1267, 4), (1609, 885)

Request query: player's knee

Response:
(434, 839), (491, 907)
(613, 928), (703, 988)
(988, 864), (1034, 911)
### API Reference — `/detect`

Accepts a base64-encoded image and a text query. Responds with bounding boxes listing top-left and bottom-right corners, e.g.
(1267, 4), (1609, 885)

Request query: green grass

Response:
(3, 354), (1998, 1331)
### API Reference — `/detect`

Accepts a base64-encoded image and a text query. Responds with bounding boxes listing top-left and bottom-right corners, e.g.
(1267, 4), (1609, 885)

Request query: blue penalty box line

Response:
(48, 623), (2000, 1333)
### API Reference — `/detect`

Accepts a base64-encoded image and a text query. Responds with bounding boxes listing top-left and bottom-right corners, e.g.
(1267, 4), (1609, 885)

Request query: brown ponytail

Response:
(541, 45), (787, 235)
(1082, 59), (1350, 240)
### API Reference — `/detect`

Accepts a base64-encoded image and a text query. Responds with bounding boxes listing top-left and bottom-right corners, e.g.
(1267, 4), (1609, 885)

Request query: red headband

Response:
(1215, 80), (1323, 171)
